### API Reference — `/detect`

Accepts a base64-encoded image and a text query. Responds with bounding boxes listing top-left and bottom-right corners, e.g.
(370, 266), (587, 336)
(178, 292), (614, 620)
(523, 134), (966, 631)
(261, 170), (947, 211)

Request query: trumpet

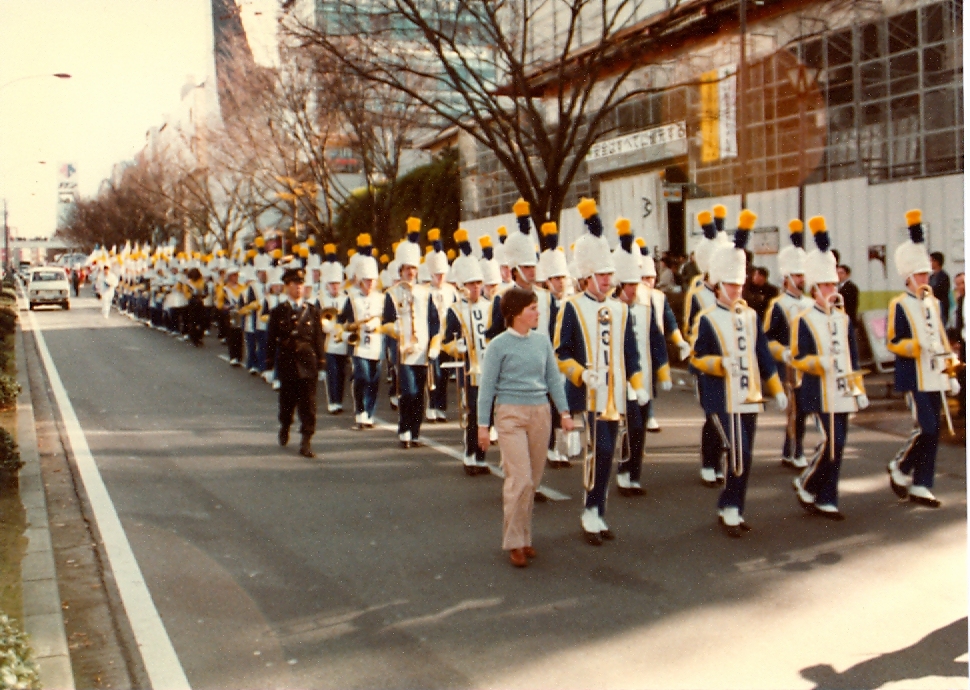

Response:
(320, 306), (339, 322)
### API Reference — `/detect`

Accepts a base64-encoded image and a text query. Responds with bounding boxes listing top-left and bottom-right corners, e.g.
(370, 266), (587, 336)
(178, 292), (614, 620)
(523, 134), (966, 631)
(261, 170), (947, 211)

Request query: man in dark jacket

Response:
(267, 267), (326, 458)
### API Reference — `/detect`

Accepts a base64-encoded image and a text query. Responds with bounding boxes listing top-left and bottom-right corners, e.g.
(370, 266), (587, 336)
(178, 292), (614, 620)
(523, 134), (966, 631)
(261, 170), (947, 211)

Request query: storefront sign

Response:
(585, 121), (687, 175)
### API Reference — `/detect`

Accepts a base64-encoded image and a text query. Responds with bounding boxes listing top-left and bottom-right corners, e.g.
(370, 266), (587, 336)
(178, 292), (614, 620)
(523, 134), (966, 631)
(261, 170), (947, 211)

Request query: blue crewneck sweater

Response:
(477, 329), (568, 426)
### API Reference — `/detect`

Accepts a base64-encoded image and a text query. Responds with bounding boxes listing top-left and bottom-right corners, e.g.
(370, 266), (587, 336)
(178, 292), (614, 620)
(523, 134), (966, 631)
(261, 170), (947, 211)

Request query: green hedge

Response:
(0, 377), (19, 414)
(0, 429), (19, 476)
(0, 614), (40, 690)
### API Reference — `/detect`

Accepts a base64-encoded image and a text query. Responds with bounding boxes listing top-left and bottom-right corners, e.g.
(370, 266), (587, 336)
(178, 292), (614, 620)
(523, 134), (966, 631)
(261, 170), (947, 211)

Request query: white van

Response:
(28, 267), (70, 310)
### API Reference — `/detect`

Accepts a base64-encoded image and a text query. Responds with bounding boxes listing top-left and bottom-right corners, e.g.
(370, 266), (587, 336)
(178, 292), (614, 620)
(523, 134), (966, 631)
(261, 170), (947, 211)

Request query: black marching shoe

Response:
(278, 427), (290, 447)
(299, 436), (315, 458)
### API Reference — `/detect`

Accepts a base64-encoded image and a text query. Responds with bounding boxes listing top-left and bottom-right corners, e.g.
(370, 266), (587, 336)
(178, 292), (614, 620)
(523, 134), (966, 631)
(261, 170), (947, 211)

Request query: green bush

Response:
(0, 309), (16, 339)
(0, 614), (40, 690)
(0, 377), (20, 412)
(0, 429), (19, 476)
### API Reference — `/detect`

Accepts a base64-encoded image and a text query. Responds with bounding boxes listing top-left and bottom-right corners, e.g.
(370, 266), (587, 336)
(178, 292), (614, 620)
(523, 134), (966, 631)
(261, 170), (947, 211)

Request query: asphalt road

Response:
(26, 294), (968, 690)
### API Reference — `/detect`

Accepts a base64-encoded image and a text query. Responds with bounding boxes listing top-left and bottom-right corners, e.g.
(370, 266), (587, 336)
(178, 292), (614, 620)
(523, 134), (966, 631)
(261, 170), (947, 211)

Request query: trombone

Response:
(725, 298), (763, 477)
(585, 306), (621, 492)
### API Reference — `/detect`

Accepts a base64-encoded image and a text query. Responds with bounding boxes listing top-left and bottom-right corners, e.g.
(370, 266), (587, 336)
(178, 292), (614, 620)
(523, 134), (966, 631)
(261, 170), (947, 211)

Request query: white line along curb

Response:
(26, 311), (192, 690)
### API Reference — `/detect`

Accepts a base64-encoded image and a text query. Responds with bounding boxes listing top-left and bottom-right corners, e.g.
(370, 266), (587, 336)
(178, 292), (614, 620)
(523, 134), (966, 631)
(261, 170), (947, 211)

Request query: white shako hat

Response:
(505, 199), (539, 269)
(710, 209), (757, 285)
(320, 244), (343, 284)
(894, 209), (932, 279)
(537, 221), (570, 279)
(695, 204), (734, 276)
(452, 229), (484, 284)
(612, 218), (641, 284)
(804, 216), (839, 291)
(395, 217), (422, 268)
(355, 254), (379, 281)
(426, 228), (450, 275)
(268, 266), (284, 287)
(636, 237), (657, 278)
(478, 235), (501, 285)
(493, 225), (510, 267)
(253, 252), (272, 272)
(777, 219), (808, 277)
(573, 198), (615, 277)
(417, 254), (431, 283)
(306, 251), (321, 271)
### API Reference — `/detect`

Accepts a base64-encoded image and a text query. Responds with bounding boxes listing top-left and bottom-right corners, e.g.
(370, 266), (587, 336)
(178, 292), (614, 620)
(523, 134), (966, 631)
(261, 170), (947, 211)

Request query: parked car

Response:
(27, 267), (70, 310)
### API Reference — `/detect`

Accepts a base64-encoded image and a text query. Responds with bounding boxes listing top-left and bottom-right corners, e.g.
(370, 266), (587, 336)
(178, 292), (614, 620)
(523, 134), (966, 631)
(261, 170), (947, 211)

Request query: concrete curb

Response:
(16, 323), (76, 690)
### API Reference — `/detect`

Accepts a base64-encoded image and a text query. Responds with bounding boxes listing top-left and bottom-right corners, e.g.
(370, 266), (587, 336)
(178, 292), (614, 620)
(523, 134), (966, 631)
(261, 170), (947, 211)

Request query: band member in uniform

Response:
(764, 220), (814, 470)
(612, 219), (671, 496)
(537, 221), (574, 467)
(689, 210), (787, 537)
(886, 209), (962, 508)
(382, 218), (442, 448)
(320, 245), (349, 413)
(478, 287), (573, 567)
(635, 238), (690, 432)
(220, 266), (248, 366)
(427, 229), (456, 422)
(339, 251), (384, 429)
(686, 205), (733, 486)
(443, 229), (493, 474)
(791, 216), (869, 519)
(556, 199), (646, 545)
(182, 266), (209, 346)
(479, 235), (503, 300)
(267, 267), (326, 458)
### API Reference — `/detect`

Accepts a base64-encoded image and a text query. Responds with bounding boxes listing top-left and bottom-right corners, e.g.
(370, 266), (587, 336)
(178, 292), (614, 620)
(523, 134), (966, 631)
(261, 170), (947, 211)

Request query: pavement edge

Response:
(16, 323), (76, 690)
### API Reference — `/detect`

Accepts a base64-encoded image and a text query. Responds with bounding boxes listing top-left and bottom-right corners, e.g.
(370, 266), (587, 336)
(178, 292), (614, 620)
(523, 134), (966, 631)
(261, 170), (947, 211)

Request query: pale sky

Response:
(0, 0), (279, 239)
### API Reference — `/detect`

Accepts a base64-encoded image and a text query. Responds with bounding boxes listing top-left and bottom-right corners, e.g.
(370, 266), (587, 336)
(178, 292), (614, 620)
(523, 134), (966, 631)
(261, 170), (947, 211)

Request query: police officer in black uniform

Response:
(267, 267), (326, 458)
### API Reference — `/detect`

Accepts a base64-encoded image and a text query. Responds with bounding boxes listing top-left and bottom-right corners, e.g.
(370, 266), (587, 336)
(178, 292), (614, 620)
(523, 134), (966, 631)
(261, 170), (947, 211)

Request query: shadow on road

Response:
(800, 617), (968, 689)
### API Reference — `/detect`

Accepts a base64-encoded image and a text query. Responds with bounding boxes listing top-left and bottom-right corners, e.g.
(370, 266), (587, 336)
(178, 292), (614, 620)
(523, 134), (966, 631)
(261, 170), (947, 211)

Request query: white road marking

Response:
(373, 418), (570, 501)
(26, 311), (192, 690)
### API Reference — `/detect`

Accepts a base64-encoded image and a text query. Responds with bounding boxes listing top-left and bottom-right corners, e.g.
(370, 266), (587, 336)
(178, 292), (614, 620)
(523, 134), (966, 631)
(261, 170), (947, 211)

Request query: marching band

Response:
(90, 202), (962, 561)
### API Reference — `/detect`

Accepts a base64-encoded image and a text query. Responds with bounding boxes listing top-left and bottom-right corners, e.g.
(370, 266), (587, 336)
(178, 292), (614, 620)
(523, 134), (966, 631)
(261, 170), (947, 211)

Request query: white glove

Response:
(774, 391), (788, 411)
(428, 346), (440, 361)
(262, 370), (274, 383)
(455, 339), (467, 354)
(635, 387), (649, 406)
(581, 368), (600, 387)
(659, 379), (673, 393)
(322, 319), (336, 334)
(677, 340), (691, 361)
(857, 393), (869, 410)
(950, 378), (962, 396)
(782, 349), (793, 365)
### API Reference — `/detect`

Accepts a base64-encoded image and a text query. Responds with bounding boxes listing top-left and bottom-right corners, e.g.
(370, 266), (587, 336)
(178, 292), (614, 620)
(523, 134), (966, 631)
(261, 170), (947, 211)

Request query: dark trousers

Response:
(398, 364), (427, 436)
(619, 401), (649, 482)
(386, 339), (398, 394)
(256, 330), (269, 372)
(428, 357), (448, 411)
(714, 412), (757, 514)
(783, 394), (807, 459)
(584, 414), (619, 515)
(216, 309), (228, 340)
(895, 391), (942, 489)
(186, 302), (206, 345)
(801, 412), (849, 506)
(702, 416), (723, 471)
(279, 377), (317, 438)
(245, 331), (258, 370)
(460, 383), (484, 461)
(227, 327), (244, 362)
(352, 357), (380, 417)
(326, 353), (348, 406)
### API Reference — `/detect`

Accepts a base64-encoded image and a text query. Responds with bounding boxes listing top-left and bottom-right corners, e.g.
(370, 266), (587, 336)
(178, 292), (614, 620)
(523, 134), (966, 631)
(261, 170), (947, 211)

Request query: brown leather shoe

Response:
(509, 548), (528, 567)
(523, 546), (537, 559)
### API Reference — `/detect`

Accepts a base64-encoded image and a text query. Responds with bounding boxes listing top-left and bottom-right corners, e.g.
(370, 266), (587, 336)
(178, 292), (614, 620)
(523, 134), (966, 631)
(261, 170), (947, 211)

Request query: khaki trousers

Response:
(495, 403), (551, 550)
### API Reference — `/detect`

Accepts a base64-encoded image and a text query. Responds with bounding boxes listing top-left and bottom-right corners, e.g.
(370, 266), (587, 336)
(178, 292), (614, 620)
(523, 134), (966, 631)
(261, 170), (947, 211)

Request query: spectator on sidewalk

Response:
(930, 252), (951, 324)
(742, 266), (777, 323)
(837, 264), (859, 324)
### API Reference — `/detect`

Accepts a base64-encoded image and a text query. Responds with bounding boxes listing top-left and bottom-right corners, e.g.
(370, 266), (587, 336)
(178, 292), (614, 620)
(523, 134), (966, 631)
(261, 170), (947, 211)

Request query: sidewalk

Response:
(16, 322), (74, 689)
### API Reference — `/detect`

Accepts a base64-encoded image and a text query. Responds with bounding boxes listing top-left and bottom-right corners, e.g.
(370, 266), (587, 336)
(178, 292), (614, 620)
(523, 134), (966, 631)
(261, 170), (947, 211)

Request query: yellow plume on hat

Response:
(512, 198), (530, 217)
(406, 217), (421, 233)
(577, 197), (598, 219)
(379, 254), (389, 264)
(615, 218), (631, 235)
(697, 210), (713, 225)
(347, 248), (357, 257)
(738, 209), (757, 231)
(788, 219), (804, 232)
(270, 249), (282, 259)
(713, 204), (727, 219)
(446, 249), (456, 261)
(540, 221), (558, 236)
(454, 228), (469, 243)
(391, 241), (400, 251)
(427, 228), (441, 242)
(357, 233), (372, 247)
(635, 237), (646, 248)
(254, 236), (266, 248)
(306, 236), (316, 247)
(905, 209), (922, 226)
(808, 216), (826, 233)
(479, 235), (493, 248)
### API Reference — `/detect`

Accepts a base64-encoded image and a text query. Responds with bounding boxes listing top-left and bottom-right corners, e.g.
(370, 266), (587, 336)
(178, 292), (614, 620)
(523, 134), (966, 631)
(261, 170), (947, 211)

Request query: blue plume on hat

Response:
(482, 245), (493, 260)
(735, 209), (757, 249)
(808, 216), (830, 252)
(407, 231), (420, 244)
(619, 231), (634, 253)
(905, 210), (924, 243)
(516, 214), (531, 237)
(584, 213), (604, 238)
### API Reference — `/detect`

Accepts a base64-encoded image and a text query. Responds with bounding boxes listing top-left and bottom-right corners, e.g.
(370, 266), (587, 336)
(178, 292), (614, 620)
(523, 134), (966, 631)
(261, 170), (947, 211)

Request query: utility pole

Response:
(738, 0), (747, 210)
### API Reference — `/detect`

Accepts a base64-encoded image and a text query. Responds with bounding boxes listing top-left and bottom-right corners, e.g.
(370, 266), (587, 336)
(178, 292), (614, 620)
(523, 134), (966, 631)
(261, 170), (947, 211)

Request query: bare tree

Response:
(286, 0), (687, 226)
